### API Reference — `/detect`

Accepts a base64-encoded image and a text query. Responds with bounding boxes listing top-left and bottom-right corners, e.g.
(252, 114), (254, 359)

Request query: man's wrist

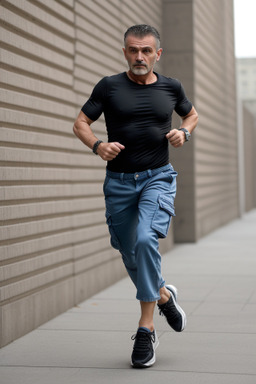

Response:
(92, 140), (103, 154)
(178, 128), (191, 142)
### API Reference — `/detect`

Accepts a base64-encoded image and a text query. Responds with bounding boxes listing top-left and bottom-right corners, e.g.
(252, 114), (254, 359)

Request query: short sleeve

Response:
(81, 77), (108, 121)
(174, 82), (192, 117)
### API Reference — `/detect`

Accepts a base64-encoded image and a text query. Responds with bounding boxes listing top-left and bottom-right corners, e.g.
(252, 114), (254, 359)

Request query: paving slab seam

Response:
(1, 364), (255, 376)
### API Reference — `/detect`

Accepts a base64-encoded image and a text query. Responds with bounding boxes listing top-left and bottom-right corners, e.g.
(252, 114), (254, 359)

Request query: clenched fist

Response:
(166, 129), (186, 148)
(97, 142), (125, 161)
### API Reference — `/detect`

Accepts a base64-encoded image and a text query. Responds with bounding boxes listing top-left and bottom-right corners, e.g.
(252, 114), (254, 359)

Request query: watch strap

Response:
(92, 140), (103, 154)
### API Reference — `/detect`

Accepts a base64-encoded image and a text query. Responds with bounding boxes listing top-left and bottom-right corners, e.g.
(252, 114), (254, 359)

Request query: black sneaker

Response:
(131, 328), (159, 368)
(157, 285), (186, 332)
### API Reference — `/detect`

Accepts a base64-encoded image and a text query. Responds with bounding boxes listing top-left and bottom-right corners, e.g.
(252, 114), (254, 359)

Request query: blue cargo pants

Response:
(103, 163), (177, 302)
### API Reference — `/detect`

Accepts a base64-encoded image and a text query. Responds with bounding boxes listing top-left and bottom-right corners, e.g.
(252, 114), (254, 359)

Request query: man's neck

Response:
(126, 70), (157, 85)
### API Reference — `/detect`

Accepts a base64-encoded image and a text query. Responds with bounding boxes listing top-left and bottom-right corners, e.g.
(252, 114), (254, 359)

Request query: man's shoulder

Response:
(157, 73), (181, 89)
(93, 72), (126, 93)
(102, 72), (126, 84)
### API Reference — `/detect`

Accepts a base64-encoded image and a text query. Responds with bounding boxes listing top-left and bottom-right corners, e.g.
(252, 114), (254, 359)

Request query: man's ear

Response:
(156, 48), (163, 62)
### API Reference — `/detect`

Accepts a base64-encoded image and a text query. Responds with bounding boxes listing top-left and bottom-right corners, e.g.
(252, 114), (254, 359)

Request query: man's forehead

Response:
(125, 34), (157, 48)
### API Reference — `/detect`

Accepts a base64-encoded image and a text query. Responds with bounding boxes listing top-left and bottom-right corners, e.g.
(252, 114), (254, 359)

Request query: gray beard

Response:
(131, 66), (148, 75)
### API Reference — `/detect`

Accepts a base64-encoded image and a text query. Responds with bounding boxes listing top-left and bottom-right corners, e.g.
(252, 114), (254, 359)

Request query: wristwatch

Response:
(179, 128), (191, 142)
(92, 140), (103, 154)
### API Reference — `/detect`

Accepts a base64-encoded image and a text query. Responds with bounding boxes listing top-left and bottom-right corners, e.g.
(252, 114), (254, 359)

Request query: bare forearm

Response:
(73, 119), (98, 150)
(73, 111), (125, 160)
(180, 106), (198, 134)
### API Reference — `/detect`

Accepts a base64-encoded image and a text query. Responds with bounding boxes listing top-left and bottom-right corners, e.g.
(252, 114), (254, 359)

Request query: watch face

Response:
(179, 128), (191, 141)
(185, 132), (191, 141)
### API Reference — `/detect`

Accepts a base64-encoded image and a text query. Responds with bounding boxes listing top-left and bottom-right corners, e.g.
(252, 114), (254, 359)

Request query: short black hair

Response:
(124, 24), (161, 50)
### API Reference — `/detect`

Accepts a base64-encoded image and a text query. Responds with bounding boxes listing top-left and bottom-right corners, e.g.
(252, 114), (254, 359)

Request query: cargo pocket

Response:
(106, 212), (121, 250)
(151, 194), (176, 238)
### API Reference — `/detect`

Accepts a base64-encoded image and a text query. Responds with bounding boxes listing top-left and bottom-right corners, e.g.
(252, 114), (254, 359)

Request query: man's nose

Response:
(136, 51), (143, 61)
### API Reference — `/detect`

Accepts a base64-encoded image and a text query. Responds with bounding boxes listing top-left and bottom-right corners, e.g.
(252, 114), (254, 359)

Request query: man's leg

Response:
(135, 169), (186, 332)
(135, 170), (176, 303)
(139, 301), (156, 331)
(104, 176), (139, 285)
(104, 173), (160, 368)
(158, 286), (171, 305)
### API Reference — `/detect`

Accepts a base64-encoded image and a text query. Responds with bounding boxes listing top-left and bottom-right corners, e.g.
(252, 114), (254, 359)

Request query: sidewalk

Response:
(1, 210), (256, 384)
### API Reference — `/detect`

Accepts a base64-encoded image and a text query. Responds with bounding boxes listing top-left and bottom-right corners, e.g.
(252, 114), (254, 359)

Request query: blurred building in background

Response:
(237, 58), (256, 117)
(1, 0), (255, 347)
(236, 58), (256, 212)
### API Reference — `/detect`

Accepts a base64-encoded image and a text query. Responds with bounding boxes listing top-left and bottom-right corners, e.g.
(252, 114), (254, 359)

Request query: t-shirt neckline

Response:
(124, 71), (159, 86)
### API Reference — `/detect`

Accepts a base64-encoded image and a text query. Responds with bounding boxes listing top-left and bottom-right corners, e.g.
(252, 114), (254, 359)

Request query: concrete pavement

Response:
(1, 209), (256, 384)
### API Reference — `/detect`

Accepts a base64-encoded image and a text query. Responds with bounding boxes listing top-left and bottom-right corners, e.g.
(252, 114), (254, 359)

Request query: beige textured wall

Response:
(163, 0), (239, 241)
(194, 0), (239, 238)
(243, 106), (256, 211)
(0, 0), (164, 347)
(162, 0), (196, 242)
(1, 0), (77, 348)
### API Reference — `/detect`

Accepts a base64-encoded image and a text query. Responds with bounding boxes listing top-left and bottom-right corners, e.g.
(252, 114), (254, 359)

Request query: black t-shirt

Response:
(81, 72), (192, 172)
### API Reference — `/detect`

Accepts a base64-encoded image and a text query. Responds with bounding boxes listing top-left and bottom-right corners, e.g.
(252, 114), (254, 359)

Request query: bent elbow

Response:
(193, 109), (199, 126)
(196, 112), (199, 125)
(73, 121), (79, 137)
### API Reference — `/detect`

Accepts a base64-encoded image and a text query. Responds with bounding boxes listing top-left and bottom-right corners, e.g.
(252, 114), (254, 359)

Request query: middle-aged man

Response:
(73, 24), (198, 368)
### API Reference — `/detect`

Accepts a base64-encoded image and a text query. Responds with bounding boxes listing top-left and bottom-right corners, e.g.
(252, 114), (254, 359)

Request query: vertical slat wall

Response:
(162, 0), (239, 242)
(243, 106), (256, 212)
(0, 0), (163, 347)
(194, 0), (239, 237)
(0, 0), (77, 347)
(71, 0), (124, 306)
(162, 0), (196, 243)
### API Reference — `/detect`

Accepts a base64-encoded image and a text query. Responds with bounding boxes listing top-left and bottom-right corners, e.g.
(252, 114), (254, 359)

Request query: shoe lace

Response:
(158, 298), (179, 321)
(131, 331), (155, 351)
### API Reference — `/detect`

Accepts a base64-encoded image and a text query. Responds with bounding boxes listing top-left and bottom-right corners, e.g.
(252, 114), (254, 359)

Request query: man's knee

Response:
(136, 227), (157, 250)
(122, 251), (136, 271)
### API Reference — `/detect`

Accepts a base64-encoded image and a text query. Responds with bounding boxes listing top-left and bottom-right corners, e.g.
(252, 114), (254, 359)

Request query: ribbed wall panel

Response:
(194, 0), (239, 237)
(0, 0), (164, 347)
(0, 0), (76, 328)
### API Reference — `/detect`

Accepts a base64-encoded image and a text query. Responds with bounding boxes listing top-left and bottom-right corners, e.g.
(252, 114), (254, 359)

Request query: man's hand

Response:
(166, 129), (185, 148)
(97, 142), (125, 161)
